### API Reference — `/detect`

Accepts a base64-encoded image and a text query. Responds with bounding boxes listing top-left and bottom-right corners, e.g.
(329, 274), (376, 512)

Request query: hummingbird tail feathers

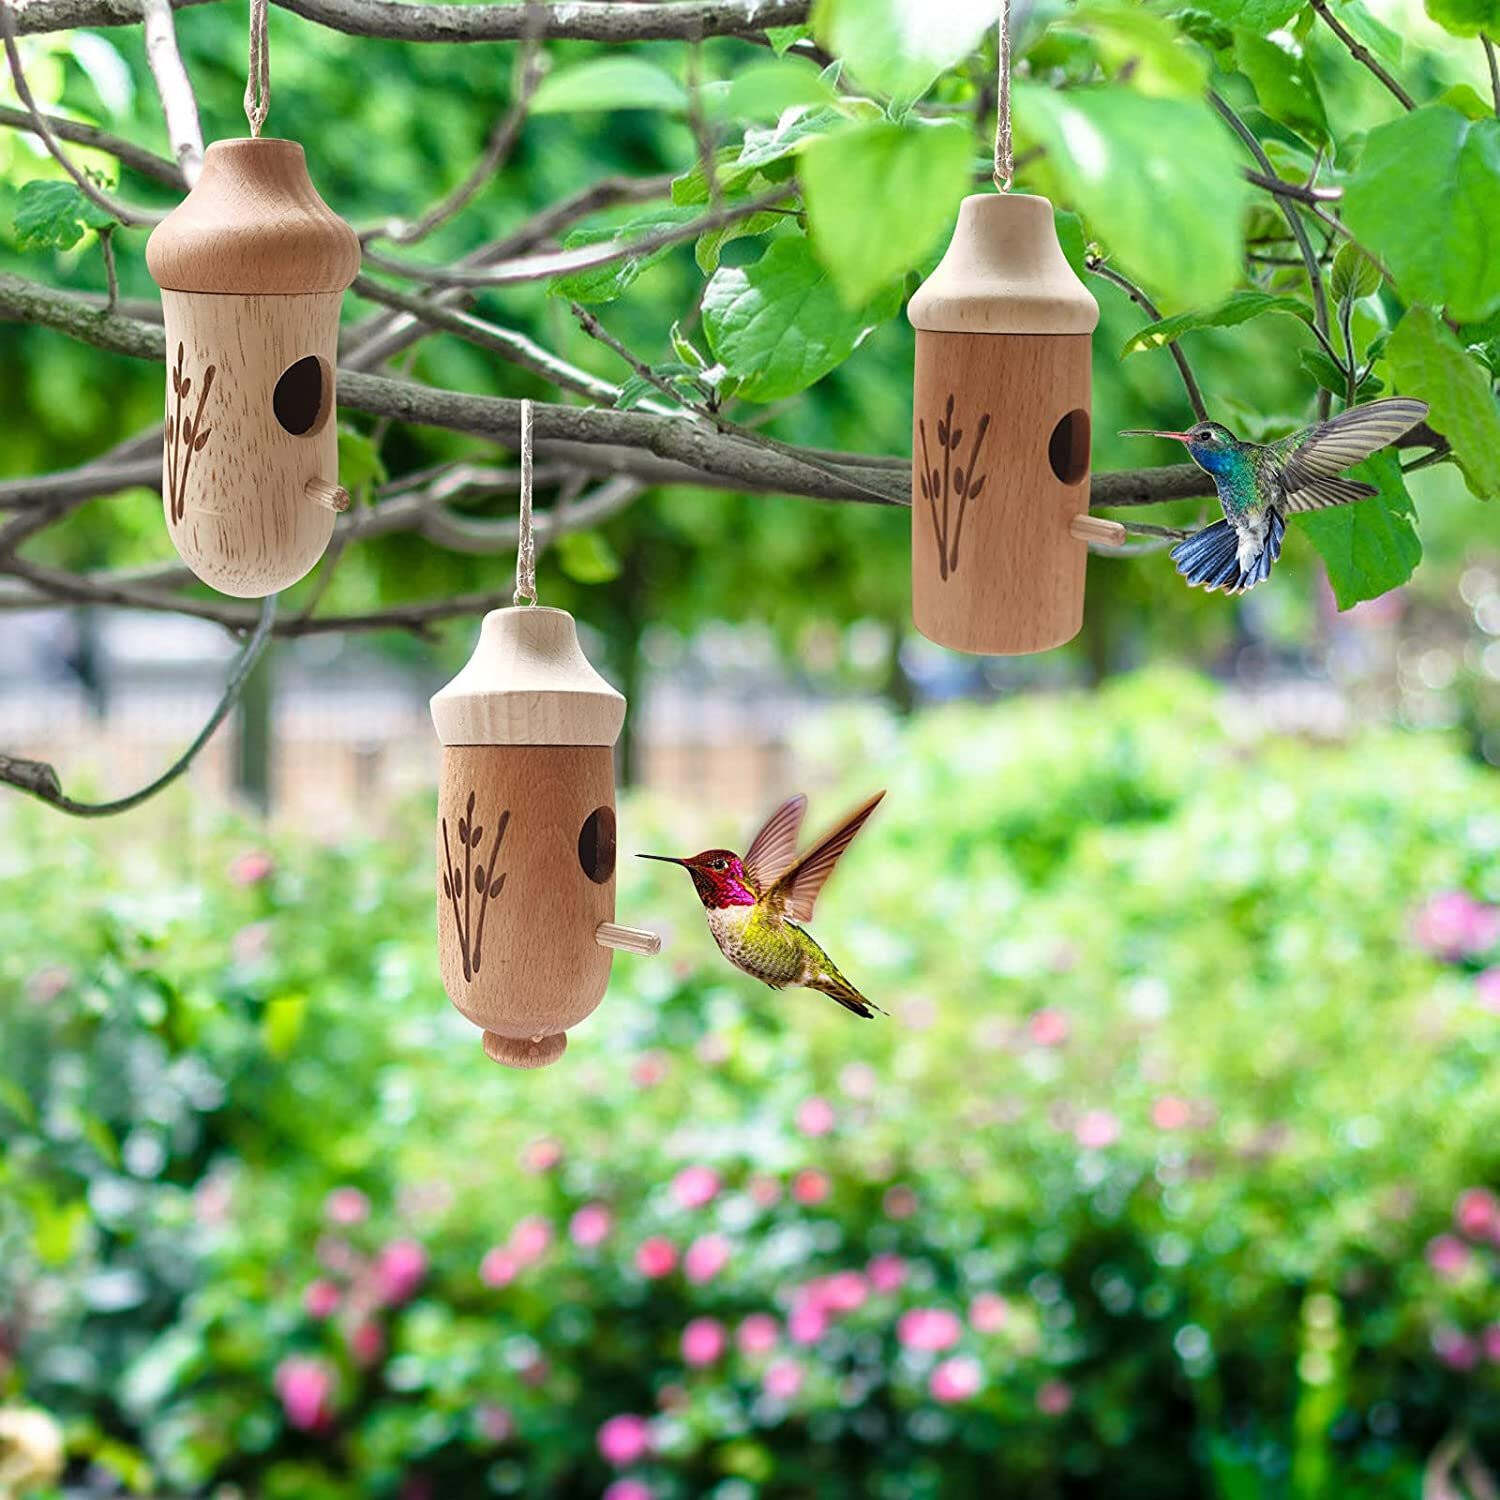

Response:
(1170, 511), (1285, 595)
(808, 969), (884, 1019)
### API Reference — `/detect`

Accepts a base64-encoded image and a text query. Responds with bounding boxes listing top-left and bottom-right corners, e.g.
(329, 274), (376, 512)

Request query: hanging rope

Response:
(993, 0), (1013, 192)
(244, 0), (270, 137)
(513, 398), (537, 605)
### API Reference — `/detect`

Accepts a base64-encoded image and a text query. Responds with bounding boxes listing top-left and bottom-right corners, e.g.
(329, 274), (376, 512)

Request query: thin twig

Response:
(0, 594), (276, 815)
(684, 32), (721, 210)
(1085, 255), (1209, 422)
(1243, 169), (1341, 205)
(1484, 34), (1500, 115)
(140, 0), (203, 184)
(1308, 0), (1415, 110)
(0, 103), (186, 187)
(98, 227), (119, 312)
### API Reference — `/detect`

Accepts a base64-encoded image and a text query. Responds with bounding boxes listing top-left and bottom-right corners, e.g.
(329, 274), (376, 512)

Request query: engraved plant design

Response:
(441, 791), (510, 982)
(165, 341), (216, 524)
(918, 393), (992, 581)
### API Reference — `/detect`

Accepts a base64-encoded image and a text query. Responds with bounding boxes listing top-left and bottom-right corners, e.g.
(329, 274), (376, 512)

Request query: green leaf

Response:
(800, 118), (972, 306)
(1054, 208), (1088, 277)
(765, 23), (812, 54)
(1177, 0), (1302, 29)
(1300, 451), (1421, 609)
(262, 994), (307, 1060)
(529, 57), (685, 115)
(720, 58), (835, 121)
(1298, 347), (1352, 395)
(556, 530), (622, 583)
(1066, 0), (1208, 98)
(694, 210), (783, 274)
(1233, 28), (1328, 143)
(701, 234), (900, 401)
(1343, 107), (1500, 323)
(672, 108), (844, 207)
(1334, 1), (1403, 65)
(1016, 83), (1250, 310)
(336, 427), (387, 497)
(549, 205), (700, 305)
(1331, 242), (1381, 303)
(14, 178), (117, 251)
(1385, 304), (1500, 499)
(1120, 291), (1313, 358)
(1424, 0), (1500, 36)
(811, 0), (998, 102)
(1437, 82), (1497, 120)
(613, 374), (659, 410)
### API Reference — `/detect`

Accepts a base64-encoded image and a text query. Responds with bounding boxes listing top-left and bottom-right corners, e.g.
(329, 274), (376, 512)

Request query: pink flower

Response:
(324, 1187), (370, 1225)
(1433, 1326), (1480, 1370)
(792, 1169), (830, 1206)
(569, 1202), (613, 1249)
(303, 1279), (341, 1320)
(604, 1483), (653, 1500)
(898, 1307), (963, 1353)
(349, 1321), (385, 1366)
(480, 1248), (518, 1288)
(839, 1062), (878, 1099)
(476, 1404), (513, 1443)
(763, 1359), (804, 1400)
(1427, 1234), (1473, 1280)
(787, 1298), (828, 1345)
(1151, 1096), (1192, 1131)
(597, 1413), (652, 1467)
(1414, 891), (1500, 959)
(1037, 1379), (1074, 1416)
(1074, 1110), (1121, 1149)
(374, 1239), (427, 1305)
(509, 1216), (553, 1266)
(867, 1253), (907, 1294)
(1029, 1008), (1070, 1047)
(636, 1237), (677, 1279)
(821, 1270), (868, 1313)
(672, 1165), (721, 1210)
(969, 1292), (1008, 1333)
(1477, 968), (1500, 1014)
(883, 1185), (918, 1220)
(632, 1052), (669, 1088)
(749, 1174), (783, 1207)
(930, 1355), (983, 1403)
(1455, 1187), (1500, 1242)
(1484, 1323), (1500, 1363)
(681, 1317), (727, 1367)
(275, 1356), (335, 1431)
(684, 1233), (730, 1284)
(520, 1137), (562, 1173)
(231, 922), (271, 964)
(797, 1096), (836, 1136)
(229, 850), (274, 886)
(737, 1313), (779, 1355)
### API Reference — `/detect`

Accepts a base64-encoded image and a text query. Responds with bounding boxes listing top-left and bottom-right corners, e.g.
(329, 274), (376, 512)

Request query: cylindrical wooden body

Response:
(911, 329), (1093, 655)
(436, 743), (617, 1069)
(159, 289), (342, 596)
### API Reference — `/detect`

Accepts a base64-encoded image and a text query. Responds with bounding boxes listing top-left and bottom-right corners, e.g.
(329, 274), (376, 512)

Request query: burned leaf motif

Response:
(920, 391), (993, 581)
(164, 343), (218, 525)
(442, 799), (510, 982)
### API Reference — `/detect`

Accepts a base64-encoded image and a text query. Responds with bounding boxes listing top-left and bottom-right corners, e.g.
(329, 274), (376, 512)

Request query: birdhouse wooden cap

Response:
(146, 138), (360, 295)
(430, 606), (626, 748)
(907, 192), (1098, 335)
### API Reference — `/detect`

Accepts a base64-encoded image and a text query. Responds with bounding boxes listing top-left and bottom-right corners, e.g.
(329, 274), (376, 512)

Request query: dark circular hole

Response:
(578, 806), (616, 884)
(1048, 408), (1091, 485)
(273, 355), (329, 436)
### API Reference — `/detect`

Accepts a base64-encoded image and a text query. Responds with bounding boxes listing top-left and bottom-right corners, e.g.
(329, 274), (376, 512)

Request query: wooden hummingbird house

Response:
(145, 139), (360, 597)
(430, 605), (660, 1069)
(909, 192), (1118, 655)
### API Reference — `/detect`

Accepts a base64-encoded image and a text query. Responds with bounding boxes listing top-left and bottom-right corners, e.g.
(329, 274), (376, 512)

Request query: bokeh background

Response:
(4, 0), (1500, 1494)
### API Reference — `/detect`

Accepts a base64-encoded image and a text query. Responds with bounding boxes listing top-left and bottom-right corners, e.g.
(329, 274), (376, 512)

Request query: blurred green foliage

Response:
(2, 671), (1498, 1496)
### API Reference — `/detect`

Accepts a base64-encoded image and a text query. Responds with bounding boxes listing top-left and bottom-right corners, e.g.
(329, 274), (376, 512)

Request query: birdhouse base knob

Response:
(482, 1029), (567, 1069)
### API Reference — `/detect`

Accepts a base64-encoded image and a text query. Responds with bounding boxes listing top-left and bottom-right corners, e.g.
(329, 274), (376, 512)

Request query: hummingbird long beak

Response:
(1119, 428), (1194, 442)
(637, 853), (688, 866)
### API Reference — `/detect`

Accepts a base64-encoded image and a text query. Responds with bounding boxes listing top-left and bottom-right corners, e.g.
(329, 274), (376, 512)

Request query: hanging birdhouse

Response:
(908, 192), (1117, 656)
(145, 138), (360, 598)
(430, 605), (659, 1069)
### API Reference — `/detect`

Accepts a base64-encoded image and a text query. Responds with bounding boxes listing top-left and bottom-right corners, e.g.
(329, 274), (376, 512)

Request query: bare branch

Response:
(1242, 169), (1341, 205)
(10, 0), (811, 42)
(140, 0), (202, 184)
(1484, 33), (1500, 115)
(1308, 0), (1415, 110)
(0, 594), (275, 816)
(0, 104), (186, 187)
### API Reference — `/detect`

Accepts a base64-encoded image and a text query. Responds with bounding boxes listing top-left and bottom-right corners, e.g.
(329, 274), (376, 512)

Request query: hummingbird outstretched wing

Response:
(765, 790), (885, 924)
(1276, 397), (1429, 502)
(742, 794), (807, 892)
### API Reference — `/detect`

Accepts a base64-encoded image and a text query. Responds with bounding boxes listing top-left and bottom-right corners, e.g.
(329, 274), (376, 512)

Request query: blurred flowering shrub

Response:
(0, 671), (1498, 1497)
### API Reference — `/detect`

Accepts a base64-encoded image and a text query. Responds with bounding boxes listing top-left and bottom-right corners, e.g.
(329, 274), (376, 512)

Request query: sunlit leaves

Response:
(701, 234), (901, 401)
(811, 0), (998, 102)
(1331, 243), (1381, 304)
(1015, 83), (1249, 310)
(800, 118), (972, 306)
(555, 531), (623, 584)
(1171, 0), (1302, 29)
(549, 205), (701, 305)
(1386, 305), (1500, 499)
(1062, 0), (1208, 97)
(717, 58), (835, 122)
(1120, 292), (1313, 359)
(1343, 107), (1500, 323)
(529, 56), (685, 115)
(1300, 451), (1421, 609)
(1424, 0), (1500, 36)
(14, 179), (116, 251)
(1234, 28), (1328, 144)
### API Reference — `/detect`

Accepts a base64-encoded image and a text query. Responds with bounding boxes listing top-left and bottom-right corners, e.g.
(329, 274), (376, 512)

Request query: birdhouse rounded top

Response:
(907, 192), (1098, 336)
(146, 138), (360, 294)
(430, 607), (626, 748)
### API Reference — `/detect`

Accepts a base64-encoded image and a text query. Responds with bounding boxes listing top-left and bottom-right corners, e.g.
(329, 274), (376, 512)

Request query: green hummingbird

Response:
(1122, 397), (1429, 594)
(640, 791), (885, 1018)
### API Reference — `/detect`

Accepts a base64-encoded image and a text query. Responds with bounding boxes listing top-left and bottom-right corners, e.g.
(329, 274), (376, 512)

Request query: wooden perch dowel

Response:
(306, 478), (351, 511)
(596, 922), (662, 956)
(1070, 514), (1127, 547)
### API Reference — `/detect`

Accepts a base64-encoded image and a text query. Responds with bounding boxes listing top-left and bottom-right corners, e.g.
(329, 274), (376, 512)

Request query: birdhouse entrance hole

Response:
(273, 355), (331, 436)
(1048, 409), (1090, 485)
(578, 806), (616, 884)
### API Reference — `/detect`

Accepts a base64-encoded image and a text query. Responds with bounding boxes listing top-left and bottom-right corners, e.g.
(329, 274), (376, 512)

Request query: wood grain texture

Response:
(430, 606), (625, 747)
(160, 289), (342, 596)
(912, 330), (1093, 656)
(146, 138), (359, 294)
(437, 745), (617, 1068)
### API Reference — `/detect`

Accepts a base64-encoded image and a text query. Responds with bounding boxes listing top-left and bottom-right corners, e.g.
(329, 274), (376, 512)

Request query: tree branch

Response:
(0, 594), (275, 815)
(1085, 256), (1209, 423)
(1308, 0), (1415, 111)
(10, 0), (811, 42)
(0, 104), (186, 188)
(140, 0), (202, 184)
